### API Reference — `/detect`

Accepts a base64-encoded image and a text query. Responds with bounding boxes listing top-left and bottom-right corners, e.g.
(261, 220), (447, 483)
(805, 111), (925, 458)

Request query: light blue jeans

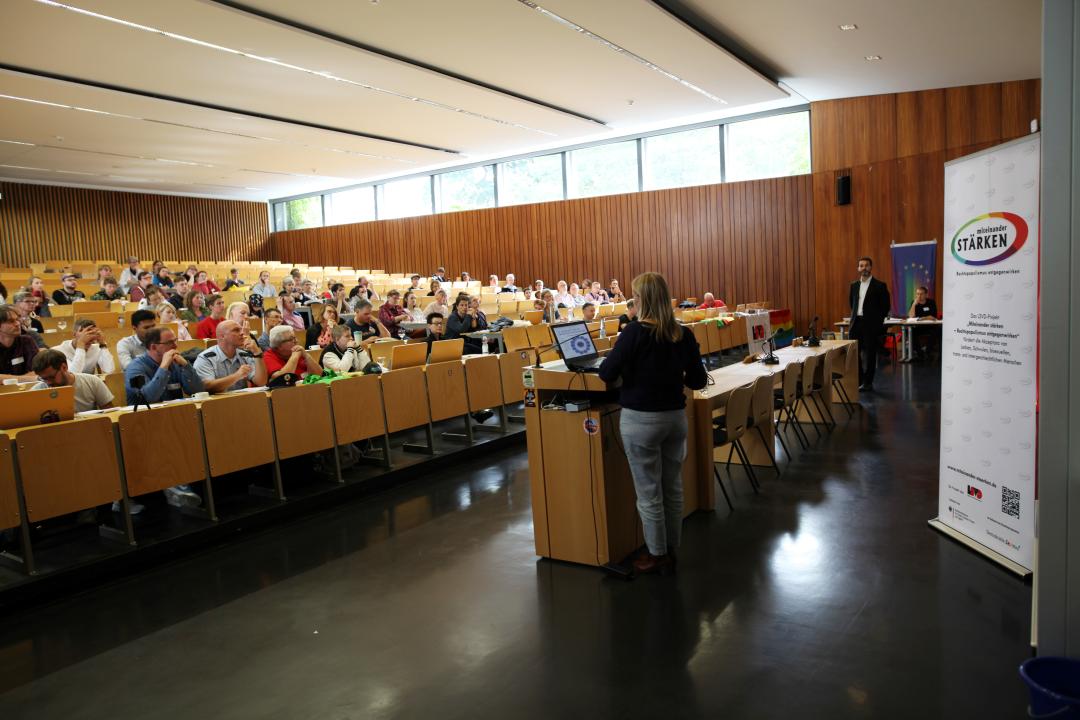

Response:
(619, 408), (688, 556)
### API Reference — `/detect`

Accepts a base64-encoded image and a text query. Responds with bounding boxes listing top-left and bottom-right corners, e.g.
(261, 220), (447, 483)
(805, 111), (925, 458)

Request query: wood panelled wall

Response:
(0, 182), (270, 267)
(273, 175), (818, 331)
(811, 79), (1041, 324)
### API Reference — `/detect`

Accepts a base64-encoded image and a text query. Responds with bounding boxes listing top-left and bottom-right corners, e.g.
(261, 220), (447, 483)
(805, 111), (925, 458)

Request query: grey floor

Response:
(0, 362), (1033, 719)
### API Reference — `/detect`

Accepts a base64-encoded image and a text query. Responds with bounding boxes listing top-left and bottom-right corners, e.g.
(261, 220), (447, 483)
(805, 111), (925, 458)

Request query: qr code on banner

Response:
(1001, 486), (1021, 519)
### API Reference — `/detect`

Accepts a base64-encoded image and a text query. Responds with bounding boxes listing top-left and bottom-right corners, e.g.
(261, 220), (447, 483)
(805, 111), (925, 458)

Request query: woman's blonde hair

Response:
(631, 272), (682, 343)
(155, 302), (177, 321)
(226, 301), (249, 321)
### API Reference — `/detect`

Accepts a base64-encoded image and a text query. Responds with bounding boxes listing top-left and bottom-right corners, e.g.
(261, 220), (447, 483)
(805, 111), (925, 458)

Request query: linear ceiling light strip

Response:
(0, 163), (267, 192)
(208, 0), (606, 127)
(0, 89), (417, 166)
(35, 0), (558, 136)
(516, 0), (725, 104)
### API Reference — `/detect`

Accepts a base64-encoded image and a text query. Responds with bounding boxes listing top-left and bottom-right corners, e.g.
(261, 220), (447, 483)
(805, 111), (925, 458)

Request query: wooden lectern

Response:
(523, 360), (710, 570)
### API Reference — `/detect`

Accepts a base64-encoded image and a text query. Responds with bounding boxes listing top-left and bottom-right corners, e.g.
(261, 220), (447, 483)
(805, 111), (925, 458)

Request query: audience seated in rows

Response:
(129, 271), (153, 303)
(0, 304), (39, 381)
(153, 266), (174, 290)
(124, 326), (203, 404)
(91, 276), (124, 302)
(698, 292), (726, 309)
(257, 308), (282, 351)
(263, 324), (318, 381)
(378, 289), (407, 337)
(138, 285), (165, 310)
(251, 271), (276, 299)
(403, 292), (426, 324)
(51, 273), (85, 305)
(222, 268), (245, 291)
(307, 304), (341, 349)
(168, 276), (190, 310)
(179, 290), (206, 323)
(445, 294), (487, 354)
(118, 256), (142, 293)
(117, 309), (157, 369)
(31, 349), (113, 413)
(12, 293), (45, 347)
(192, 270), (220, 295)
(278, 294), (305, 331)
(193, 320), (267, 393)
(57, 318), (115, 374)
(619, 299), (637, 330)
(320, 324), (372, 372)
(425, 290), (449, 319)
(423, 314), (445, 357)
(347, 300), (390, 350)
(196, 294), (227, 339)
(157, 302), (192, 341)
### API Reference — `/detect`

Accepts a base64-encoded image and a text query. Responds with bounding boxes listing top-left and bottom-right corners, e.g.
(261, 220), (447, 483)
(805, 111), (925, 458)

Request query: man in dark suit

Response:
(848, 256), (891, 391)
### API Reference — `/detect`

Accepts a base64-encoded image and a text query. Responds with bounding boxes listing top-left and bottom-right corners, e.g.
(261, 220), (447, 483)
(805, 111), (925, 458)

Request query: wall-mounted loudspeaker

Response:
(836, 174), (851, 206)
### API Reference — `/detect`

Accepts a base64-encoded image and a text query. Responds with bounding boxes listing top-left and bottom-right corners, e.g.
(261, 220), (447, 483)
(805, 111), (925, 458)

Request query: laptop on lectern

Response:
(551, 321), (603, 372)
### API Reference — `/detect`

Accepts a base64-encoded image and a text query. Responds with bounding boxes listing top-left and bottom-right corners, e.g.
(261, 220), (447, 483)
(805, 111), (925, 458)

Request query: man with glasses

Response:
(0, 304), (39, 381)
(52, 273), (86, 305)
(31, 349), (113, 413)
(120, 326), (203, 511)
(123, 326), (203, 404)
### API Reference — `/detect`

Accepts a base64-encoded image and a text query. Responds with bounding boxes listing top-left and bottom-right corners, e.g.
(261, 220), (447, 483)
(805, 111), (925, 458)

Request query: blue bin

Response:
(1020, 657), (1080, 719)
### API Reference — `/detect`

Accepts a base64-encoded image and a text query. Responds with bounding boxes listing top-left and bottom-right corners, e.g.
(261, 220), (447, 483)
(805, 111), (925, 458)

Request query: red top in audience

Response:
(196, 316), (224, 340)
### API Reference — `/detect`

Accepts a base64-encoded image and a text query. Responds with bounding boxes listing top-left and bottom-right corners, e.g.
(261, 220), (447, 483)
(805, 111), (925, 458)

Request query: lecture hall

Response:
(0, 1), (1077, 718)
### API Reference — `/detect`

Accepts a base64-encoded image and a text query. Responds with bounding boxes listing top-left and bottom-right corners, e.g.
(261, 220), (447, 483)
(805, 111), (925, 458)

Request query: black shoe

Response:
(471, 409), (494, 424)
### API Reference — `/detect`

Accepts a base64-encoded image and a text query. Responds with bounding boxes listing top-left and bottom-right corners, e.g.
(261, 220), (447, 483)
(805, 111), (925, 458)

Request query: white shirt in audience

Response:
(34, 373), (113, 413)
(56, 339), (115, 374)
(321, 346), (372, 373)
(116, 334), (147, 369)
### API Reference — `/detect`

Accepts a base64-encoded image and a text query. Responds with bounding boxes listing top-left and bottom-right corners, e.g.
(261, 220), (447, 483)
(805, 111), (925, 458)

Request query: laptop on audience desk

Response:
(0, 385), (75, 430)
(551, 321), (604, 372)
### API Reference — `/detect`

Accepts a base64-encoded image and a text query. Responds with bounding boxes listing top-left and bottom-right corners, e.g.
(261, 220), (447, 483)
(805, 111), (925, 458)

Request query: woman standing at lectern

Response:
(598, 272), (707, 575)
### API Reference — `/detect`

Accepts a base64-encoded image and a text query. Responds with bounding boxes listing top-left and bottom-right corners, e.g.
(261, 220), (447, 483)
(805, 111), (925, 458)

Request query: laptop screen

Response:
(551, 321), (597, 362)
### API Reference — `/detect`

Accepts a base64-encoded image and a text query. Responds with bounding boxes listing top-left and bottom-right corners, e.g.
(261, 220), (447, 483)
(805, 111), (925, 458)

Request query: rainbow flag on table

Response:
(769, 309), (794, 348)
(890, 240), (937, 316)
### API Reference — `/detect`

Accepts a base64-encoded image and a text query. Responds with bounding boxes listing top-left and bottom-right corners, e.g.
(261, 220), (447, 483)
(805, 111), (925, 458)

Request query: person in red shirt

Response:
(697, 292), (726, 309)
(196, 294), (226, 339)
(192, 270), (221, 295)
(262, 324), (319, 380)
(378, 289), (408, 337)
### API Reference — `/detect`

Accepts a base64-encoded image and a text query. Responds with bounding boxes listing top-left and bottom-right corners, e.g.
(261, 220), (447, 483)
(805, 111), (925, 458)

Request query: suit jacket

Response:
(849, 276), (891, 330)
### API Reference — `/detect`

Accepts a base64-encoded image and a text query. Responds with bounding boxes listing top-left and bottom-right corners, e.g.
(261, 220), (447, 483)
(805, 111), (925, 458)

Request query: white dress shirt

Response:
(57, 339), (116, 374)
(857, 277), (871, 316)
(116, 334), (147, 369)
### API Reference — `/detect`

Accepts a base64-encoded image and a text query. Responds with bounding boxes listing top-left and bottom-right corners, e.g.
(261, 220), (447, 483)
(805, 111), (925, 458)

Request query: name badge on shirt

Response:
(11, 357), (23, 366)
(167, 383), (181, 391)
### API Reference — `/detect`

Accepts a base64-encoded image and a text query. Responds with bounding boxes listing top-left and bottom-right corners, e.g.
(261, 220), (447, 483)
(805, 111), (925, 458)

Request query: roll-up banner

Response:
(930, 133), (1039, 576)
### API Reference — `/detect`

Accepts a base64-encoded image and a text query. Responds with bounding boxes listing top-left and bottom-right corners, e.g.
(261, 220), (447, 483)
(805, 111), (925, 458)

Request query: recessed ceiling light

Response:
(839, 24), (858, 31)
(864, 55), (882, 61)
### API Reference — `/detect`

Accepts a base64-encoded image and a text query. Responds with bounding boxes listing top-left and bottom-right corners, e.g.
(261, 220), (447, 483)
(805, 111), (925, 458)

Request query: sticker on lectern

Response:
(583, 418), (598, 435)
(522, 368), (534, 388)
(524, 388), (536, 407)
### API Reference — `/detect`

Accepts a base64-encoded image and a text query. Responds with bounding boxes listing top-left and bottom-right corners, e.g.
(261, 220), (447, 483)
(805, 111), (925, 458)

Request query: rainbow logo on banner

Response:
(769, 309), (794, 348)
(951, 211), (1028, 266)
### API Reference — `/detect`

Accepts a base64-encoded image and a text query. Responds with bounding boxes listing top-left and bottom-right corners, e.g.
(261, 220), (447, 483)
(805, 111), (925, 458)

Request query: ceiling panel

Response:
(679, 0), (1040, 101)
